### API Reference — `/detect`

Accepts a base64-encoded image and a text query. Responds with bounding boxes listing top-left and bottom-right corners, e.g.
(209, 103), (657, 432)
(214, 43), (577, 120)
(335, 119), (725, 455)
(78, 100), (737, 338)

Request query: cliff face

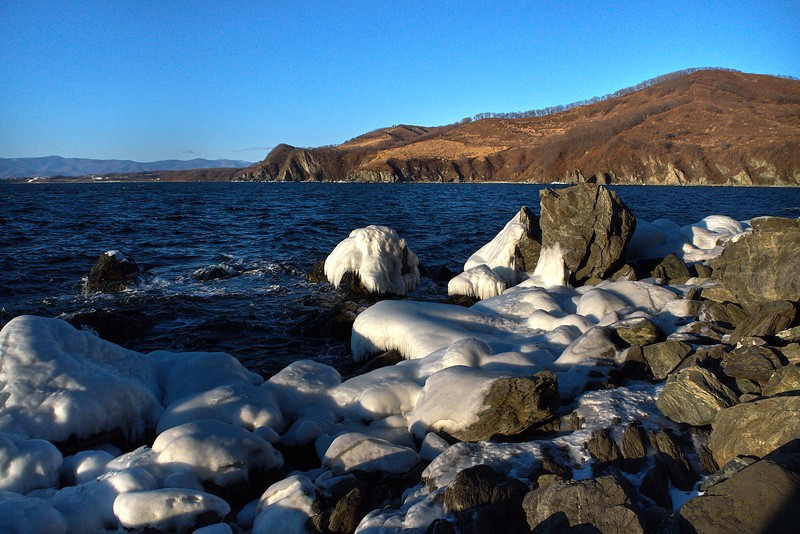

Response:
(235, 70), (800, 185)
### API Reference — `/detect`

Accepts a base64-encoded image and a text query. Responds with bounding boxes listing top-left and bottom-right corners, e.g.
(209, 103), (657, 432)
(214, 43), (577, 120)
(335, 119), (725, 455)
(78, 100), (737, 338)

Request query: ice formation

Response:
(463, 209), (529, 285)
(113, 488), (231, 530)
(447, 263), (507, 300)
(324, 225), (420, 295)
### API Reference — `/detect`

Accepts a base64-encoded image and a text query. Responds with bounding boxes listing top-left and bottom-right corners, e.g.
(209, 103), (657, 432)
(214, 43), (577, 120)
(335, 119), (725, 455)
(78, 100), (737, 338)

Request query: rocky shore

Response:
(1, 184), (799, 533)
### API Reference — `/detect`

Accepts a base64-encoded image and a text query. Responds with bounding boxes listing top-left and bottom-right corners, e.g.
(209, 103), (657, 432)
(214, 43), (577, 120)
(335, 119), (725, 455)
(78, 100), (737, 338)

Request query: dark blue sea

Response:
(2, 182), (799, 375)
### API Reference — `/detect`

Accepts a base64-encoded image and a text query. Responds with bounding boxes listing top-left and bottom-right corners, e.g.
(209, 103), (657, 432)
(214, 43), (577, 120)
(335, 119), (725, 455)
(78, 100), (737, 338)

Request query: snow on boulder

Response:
(322, 432), (421, 476)
(408, 367), (559, 441)
(113, 488), (231, 531)
(0, 493), (68, 534)
(152, 420), (283, 487)
(464, 206), (541, 286)
(448, 264), (507, 300)
(0, 433), (62, 494)
(156, 382), (284, 434)
(324, 225), (420, 296)
(59, 449), (115, 486)
(332, 371), (422, 421)
(267, 359), (342, 418)
(0, 315), (162, 443)
(150, 350), (263, 406)
(252, 475), (320, 534)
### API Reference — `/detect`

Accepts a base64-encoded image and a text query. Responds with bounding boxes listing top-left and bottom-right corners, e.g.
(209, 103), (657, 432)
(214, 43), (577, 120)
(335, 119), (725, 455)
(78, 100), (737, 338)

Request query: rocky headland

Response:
(235, 69), (800, 186)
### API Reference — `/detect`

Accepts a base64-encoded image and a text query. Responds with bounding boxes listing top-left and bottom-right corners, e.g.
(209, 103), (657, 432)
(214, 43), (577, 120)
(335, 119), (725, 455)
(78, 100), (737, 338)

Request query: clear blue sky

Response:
(2, 0), (798, 162)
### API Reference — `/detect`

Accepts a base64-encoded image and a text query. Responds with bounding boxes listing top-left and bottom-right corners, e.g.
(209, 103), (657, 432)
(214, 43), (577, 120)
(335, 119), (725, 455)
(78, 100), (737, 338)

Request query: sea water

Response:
(2, 182), (799, 375)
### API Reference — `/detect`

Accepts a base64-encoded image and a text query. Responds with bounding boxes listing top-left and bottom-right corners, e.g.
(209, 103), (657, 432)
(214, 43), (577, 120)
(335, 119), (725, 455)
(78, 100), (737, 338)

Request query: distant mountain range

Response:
(0, 156), (253, 178)
(236, 68), (800, 186)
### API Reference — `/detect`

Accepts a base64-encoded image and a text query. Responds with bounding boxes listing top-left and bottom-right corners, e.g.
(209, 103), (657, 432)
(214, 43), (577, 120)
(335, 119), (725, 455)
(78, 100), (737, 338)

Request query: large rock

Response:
(711, 217), (800, 310)
(86, 250), (142, 292)
(642, 340), (692, 380)
(720, 345), (784, 385)
(656, 366), (738, 426)
(763, 364), (800, 396)
(651, 253), (691, 283)
(444, 465), (529, 534)
(523, 474), (644, 533)
(680, 440), (800, 534)
(709, 395), (800, 466)
(409, 368), (560, 442)
(539, 183), (636, 285)
(728, 300), (799, 345)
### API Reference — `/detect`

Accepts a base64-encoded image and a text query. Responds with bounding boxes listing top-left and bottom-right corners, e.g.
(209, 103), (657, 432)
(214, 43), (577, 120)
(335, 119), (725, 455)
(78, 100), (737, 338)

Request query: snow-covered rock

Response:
(152, 420), (283, 487)
(0, 492), (68, 534)
(0, 433), (62, 494)
(0, 315), (162, 443)
(113, 488), (231, 530)
(448, 264), (507, 300)
(322, 432), (421, 475)
(324, 225), (420, 296)
(252, 475), (320, 534)
(59, 449), (115, 486)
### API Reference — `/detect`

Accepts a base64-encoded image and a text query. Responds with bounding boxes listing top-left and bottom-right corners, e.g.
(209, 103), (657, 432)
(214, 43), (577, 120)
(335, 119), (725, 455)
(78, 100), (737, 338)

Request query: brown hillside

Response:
(235, 69), (800, 185)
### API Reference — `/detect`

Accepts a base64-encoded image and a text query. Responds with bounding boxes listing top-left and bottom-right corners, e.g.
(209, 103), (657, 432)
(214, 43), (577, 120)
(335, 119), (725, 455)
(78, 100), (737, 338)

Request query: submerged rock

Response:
(539, 183), (636, 285)
(85, 250), (142, 292)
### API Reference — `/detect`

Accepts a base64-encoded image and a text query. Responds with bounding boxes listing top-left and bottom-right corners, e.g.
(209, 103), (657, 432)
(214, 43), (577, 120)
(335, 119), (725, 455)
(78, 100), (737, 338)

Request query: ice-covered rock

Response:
(0, 433), (62, 494)
(252, 475), (321, 534)
(59, 449), (115, 486)
(152, 420), (283, 487)
(0, 493), (68, 534)
(539, 183), (636, 285)
(322, 432), (421, 475)
(324, 225), (420, 296)
(447, 264), (507, 300)
(408, 367), (559, 441)
(0, 315), (162, 443)
(113, 488), (231, 531)
(157, 382), (284, 434)
(464, 206), (541, 286)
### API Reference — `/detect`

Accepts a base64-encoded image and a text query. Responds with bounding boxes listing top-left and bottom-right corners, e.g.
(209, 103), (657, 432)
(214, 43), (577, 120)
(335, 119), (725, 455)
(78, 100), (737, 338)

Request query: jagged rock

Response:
(691, 262), (713, 278)
(610, 264), (637, 281)
(698, 284), (738, 304)
(680, 440), (800, 534)
(307, 259), (327, 283)
(444, 465), (529, 534)
(779, 343), (800, 364)
(651, 253), (691, 283)
(523, 474), (645, 533)
(720, 345), (784, 385)
(642, 340), (692, 380)
(516, 205), (542, 272)
(539, 183), (636, 285)
(709, 395), (800, 465)
(763, 364), (800, 396)
(85, 250), (142, 292)
(711, 217), (800, 310)
(648, 429), (697, 491)
(728, 300), (799, 345)
(613, 317), (663, 346)
(700, 301), (748, 333)
(586, 428), (621, 470)
(327, 485), (369, 534)
(777, 326), (800, 342)
(699, 456), (758, 492)
(656, 365), (738, 426)
(621, 422), (648, 473)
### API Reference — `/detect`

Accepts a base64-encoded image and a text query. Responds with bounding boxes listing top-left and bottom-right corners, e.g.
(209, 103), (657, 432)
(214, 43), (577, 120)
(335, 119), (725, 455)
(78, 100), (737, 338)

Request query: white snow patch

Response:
(628, 215), (747, 262)
(324, 225), (420, 295)
(419, 433), (450, 462)
(464, 209), (528, 286)
(422, 441), (541, 490)
(0, 492), (68, 534)
(252, 475), (319, 534)
(448, 263), (507, 300)
(0, 315), (162, 443)
(113, 488), (231, 530)
(322, 432), (420, 475)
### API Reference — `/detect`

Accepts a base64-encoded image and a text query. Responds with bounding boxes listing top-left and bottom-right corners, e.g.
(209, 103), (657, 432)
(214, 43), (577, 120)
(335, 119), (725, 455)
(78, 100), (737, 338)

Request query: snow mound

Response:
(324, 225), (420, 295)
(0, 493), (68, 534)
(322, 432), (421, 475)
(0, 315), (162, 443)
(60, 449), (115, 486)
(113, 488), (231, 530)
(448, 264), (507, 300)
(0, 433), (62, 494)
(152, 420), (283, 487)
(627, 215), (747, 261)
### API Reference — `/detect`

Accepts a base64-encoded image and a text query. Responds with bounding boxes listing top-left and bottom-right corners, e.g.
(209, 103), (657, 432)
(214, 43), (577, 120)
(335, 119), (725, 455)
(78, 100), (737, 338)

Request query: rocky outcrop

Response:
(85, 250), (142, 292)
(539, 184), (636, 285)
(728, 299), (799, 344)
(711, 217), (800, 310)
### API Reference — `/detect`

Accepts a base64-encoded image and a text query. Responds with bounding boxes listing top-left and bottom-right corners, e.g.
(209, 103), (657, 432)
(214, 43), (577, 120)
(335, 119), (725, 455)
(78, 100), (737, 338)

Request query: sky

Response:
(1, 0), (799, 162)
